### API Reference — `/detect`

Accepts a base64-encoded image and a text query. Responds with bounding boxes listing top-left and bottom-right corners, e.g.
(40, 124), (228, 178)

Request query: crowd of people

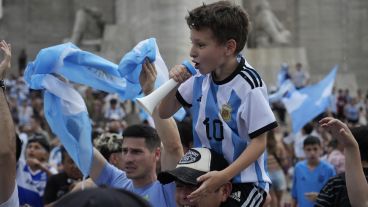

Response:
(1, 1), (368, 207)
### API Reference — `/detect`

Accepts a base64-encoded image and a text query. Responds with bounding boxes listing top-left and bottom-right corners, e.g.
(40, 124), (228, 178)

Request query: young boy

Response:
(291, 136), (335, 207)
(158, 1), (278, 206)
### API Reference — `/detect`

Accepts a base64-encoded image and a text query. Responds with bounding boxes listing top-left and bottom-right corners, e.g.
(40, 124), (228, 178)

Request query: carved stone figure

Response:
(253, 0), (291, 47)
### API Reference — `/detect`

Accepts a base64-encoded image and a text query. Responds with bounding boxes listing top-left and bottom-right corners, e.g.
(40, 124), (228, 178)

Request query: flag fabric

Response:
(24, 39), (190, 177)
(23, 39), (164, 177)
(282, 66), (338, 133)
(26, 74), (92, 177)
(122, 38), (189, 121)
(269, 79), (295, 104)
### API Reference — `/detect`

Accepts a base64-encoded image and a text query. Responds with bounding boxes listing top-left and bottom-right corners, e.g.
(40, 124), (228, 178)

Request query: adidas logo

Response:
(230, 191), (241, 202)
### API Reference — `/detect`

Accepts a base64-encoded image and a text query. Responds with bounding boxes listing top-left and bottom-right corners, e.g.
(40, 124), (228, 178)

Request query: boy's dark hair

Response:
(303, 135), (321, 147)
(27, 133), (51, 152)
(350, 126), (368, 162)
(186, 1), (250, 54)
(123, 125), (160, 151)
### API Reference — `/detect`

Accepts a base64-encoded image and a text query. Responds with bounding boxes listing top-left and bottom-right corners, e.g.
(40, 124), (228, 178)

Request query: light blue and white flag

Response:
(26, 74), (92, 177)
(24, 42), (141, 100)
(282, 66), (338, 133)
(269, 79), (295, 104)
(121, 38), (188, 121)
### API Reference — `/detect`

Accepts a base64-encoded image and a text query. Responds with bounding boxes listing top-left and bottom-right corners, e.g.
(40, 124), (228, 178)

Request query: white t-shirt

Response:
(0, 183), (19, 207)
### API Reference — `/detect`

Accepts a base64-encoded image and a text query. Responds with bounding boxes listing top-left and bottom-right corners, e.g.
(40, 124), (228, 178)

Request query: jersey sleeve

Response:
(95, 162), (129, 188)
(240, 88), (278, 138)
(177, 76), (195, 107)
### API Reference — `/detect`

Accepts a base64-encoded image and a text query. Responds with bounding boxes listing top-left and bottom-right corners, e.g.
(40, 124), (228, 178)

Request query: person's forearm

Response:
(90, 148), (107, 182)
(345, 145), (368, 207)
(152, 108), (183, 171)
(158, 85), (181, 119)
(0, 89), (16, 203)
(221, 133), (267, 181)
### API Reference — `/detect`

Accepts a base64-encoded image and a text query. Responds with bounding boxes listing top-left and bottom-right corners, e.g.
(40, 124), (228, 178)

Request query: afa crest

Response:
(221, 104), (232, 122)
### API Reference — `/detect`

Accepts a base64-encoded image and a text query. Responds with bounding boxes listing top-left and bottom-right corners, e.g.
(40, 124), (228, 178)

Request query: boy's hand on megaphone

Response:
(140, 59), (157, 95)
(169, 64), (191, 84)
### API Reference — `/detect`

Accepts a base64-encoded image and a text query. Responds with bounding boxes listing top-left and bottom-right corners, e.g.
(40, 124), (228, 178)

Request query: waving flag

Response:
(24, 38), (189, 177)
(121, 38), (188, 121)
(26, 74), (92, 177)
(282, 66), (338, 133)
(269, 79), (295, 104)
(23, 39), (163, 176)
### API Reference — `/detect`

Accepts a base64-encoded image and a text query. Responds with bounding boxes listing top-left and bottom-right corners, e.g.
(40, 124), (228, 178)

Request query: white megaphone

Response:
(136, 60), (196, 115)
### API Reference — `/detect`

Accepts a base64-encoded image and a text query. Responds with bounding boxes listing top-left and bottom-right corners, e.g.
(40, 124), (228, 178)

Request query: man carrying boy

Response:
(159, 1), (278, 206)
(291, 136), (335, 207)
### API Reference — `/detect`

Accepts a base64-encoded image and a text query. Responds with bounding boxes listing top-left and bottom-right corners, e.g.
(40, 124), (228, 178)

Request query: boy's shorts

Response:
(222, 183), (267, 207)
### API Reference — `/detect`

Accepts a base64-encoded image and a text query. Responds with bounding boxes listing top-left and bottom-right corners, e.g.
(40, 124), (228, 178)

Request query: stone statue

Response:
(252, 0), (291, 47)
(67, 7), (105, 50)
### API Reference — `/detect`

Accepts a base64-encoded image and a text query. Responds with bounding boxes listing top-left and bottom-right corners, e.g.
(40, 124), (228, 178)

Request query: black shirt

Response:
(315, 168), (368, 207)
(43, 172), (79, 204)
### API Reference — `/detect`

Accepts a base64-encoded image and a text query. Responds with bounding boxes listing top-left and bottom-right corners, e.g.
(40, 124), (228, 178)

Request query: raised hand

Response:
(319, 117), (357, 148)
(0, 40), (11, 80)
(169, 64), (192, 84)
(187, 170), (228, 202)
(139, 59), (157, 95)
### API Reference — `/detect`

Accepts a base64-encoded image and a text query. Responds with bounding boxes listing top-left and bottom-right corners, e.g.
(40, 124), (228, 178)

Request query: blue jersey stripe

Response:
(205, 81), (223, 154)
(255, 160), (266, 189)
(227, 90), (247, 183)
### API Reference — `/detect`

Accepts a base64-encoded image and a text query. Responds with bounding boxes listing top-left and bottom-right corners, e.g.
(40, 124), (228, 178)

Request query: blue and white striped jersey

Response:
(16, 159), (51, 207)
(177, 57), (277, 190)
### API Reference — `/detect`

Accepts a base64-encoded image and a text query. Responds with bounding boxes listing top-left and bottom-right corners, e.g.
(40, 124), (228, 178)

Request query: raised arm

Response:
(140, 60), (183, 171)
(158, 64), (191, 119)
(320, 117), (368, 207)
(0, 40), (16, 203)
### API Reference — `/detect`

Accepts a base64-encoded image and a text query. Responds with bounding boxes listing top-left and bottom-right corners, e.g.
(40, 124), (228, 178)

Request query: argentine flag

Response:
(282, 66), (338, 133)
(24, 38), (187, 177)
(121, 38), (187, 121)
(25, 74), (92, 177)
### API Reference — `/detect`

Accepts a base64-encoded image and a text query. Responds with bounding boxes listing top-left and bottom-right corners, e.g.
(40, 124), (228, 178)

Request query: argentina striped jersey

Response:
(176, 57), (277, 190)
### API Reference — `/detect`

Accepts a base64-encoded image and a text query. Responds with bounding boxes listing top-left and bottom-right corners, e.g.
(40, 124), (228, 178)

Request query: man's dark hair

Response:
(123, 125), (160, 151)
(351, 126), (368, 162)
(186, 1), (250, 54)
(303, 135), (321, 147)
